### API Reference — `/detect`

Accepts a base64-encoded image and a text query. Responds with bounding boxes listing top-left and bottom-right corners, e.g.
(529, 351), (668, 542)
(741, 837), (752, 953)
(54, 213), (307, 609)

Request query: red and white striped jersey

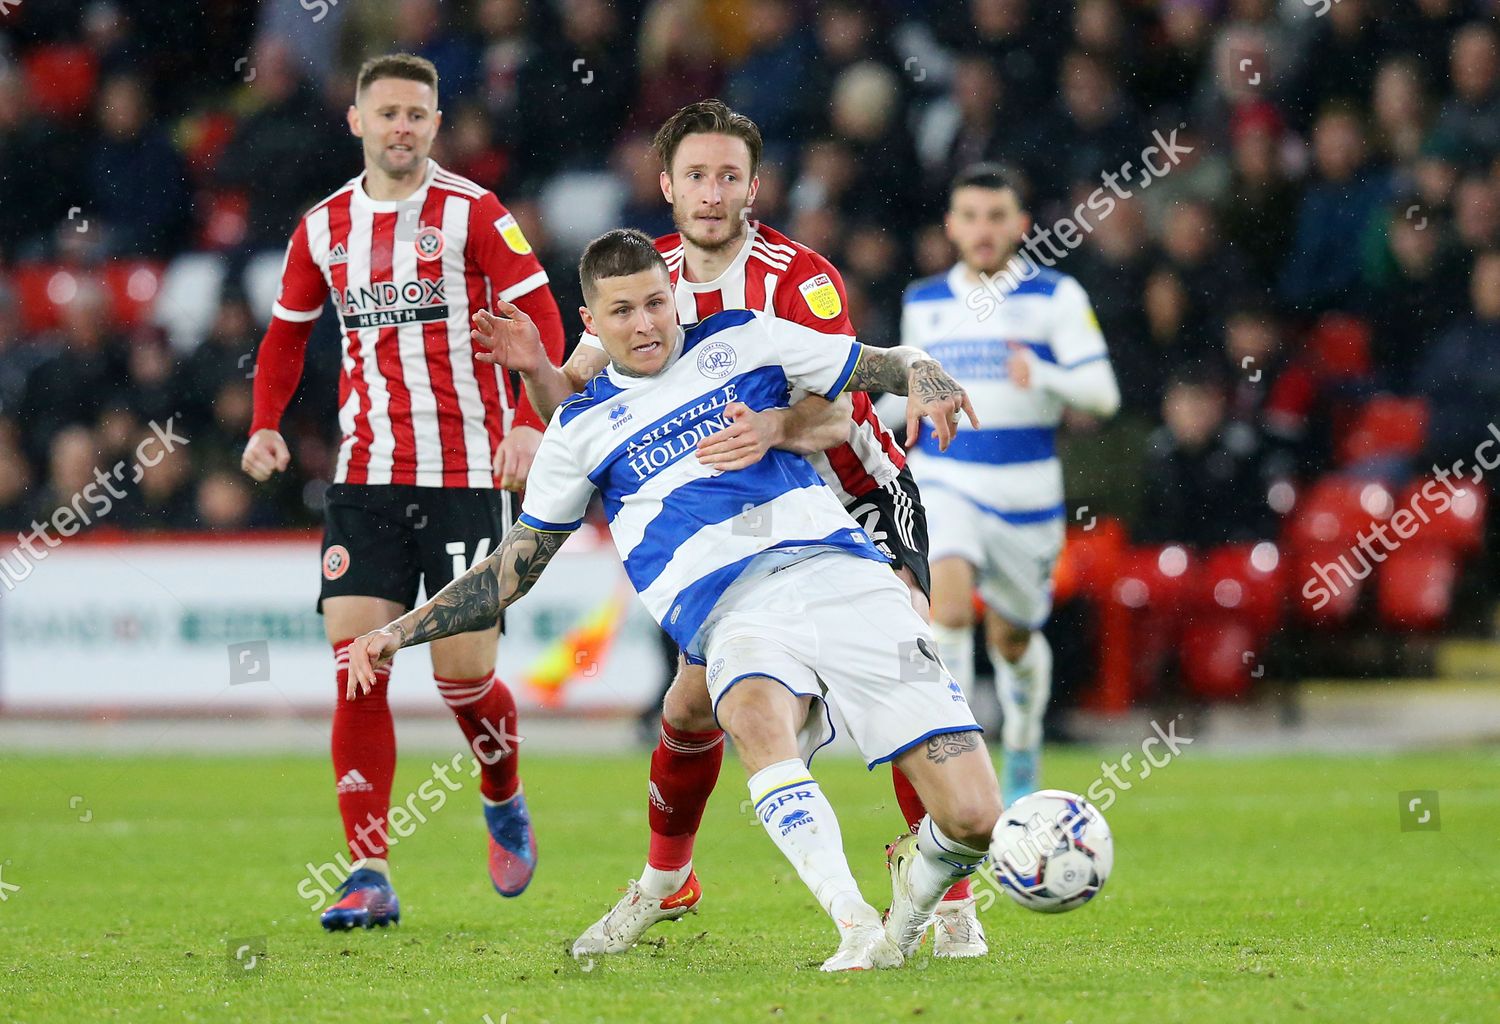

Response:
(269, 159), (554, 488)
(584, 221), (905, 503)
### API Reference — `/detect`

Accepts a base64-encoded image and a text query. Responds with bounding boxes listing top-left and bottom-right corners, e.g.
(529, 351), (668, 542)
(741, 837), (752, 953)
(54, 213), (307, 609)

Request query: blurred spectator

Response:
(0, 69), (87, 260)
(626, 0), (722, 136)
(1416, 250), (1500, 465)
(217, 36), (345, 251)
(1137, 362), (1276, 547)
(435, 101), (509, 190)
(0, 419), (34, 532)
(194, 470), (259, 531)
(915, 55), (1027, 212)
(1362, 197), (1468, 390)
(1371, 56), (1432, 170)
(1026, 50), (1140, 210)
(1428, 23), (1500, 169)
(516, 0), (634, 180)
(475, 0), (532, 131)
(392, 0), (478, 102)
(1218, 102), (1297, 290)
(1279, 107), (1391, 311)
(612, 135), (675, 240)
(19, 282), (129, 465)
(723, 0), (811, 146)
(1287, 0), (1384, 127)
(88, 75), (191, 256)
(828, 62), (919, 230)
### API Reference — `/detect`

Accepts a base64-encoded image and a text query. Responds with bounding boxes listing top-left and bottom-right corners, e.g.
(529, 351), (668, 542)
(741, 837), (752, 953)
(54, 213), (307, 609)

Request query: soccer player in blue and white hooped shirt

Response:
(898, 165), (1121, 804)
(345, 229), (1005, 971)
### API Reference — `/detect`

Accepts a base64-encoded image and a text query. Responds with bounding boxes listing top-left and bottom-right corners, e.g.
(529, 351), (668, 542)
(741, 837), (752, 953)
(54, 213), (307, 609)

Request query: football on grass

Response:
(990, 789), (1113, 913)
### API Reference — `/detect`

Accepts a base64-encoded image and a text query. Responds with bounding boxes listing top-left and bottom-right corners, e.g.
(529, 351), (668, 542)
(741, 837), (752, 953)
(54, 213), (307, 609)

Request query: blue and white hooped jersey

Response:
(519, 309), (888, 653)
(900, 262), (1109, 523)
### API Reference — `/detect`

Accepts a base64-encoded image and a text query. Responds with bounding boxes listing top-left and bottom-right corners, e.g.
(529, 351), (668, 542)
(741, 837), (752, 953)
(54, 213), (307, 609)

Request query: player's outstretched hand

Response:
(241, 429), (290, 481)
(345, 626), (403, 700)
(906, 360), (979, 452)
(494, 424), (542, 491)
(696, 402), (776, 471)
(472, 302), (545, 375)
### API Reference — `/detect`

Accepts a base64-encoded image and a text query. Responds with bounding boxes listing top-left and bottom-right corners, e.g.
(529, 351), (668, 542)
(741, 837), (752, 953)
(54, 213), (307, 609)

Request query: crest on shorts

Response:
(323, 544), (351, 580)
(494, 213), (533, 255)
(797, 274), (842, 320)
(696, 340), (736, 379)
(414, 224), (445, 261)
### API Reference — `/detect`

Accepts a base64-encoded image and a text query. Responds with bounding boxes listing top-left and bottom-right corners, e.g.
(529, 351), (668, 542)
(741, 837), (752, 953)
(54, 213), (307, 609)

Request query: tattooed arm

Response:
(845, 345), (980, 451)
(345, 522), (569, 698)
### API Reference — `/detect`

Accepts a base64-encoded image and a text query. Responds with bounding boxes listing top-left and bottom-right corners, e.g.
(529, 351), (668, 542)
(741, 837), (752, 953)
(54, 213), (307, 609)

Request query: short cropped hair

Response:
(652, 99), (763, 176)
(356, 53), (439, 100)
(949, 162), (1029, 210)
(579, 229), (669, 302)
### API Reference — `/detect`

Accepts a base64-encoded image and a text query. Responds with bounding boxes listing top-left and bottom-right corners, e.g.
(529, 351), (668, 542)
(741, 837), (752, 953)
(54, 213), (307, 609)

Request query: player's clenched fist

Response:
(345, 625), (404, 700)
(241, 429), (291, 481)
(472, 302), (546, 375)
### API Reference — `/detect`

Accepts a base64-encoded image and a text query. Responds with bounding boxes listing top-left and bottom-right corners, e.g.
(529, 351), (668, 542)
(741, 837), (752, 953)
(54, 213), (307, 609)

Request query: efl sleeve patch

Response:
(495, 213), (533, 255)
(797, 273), (843, 320)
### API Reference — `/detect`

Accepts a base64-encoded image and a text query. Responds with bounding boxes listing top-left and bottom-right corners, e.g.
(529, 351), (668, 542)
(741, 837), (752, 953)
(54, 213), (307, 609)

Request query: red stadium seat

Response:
(1337, 396), (1428, 466)
(1376, 545), (1459, 631)
(1284, 475), (1391, 551)
(1197, 542), (1286, 635)
(1288, 539), (1365, 625)
(1180, 618), (1260, 700)
(197, 191), (250, 250)
(103, 261), (165, 329)
(22, 45), (99, 118)
(1396, 479), (1486, 555)
(1306, 313), (1372, 379)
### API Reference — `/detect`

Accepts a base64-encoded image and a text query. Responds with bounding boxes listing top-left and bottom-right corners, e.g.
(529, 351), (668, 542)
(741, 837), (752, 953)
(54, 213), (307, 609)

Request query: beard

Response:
(672, 203), (749, 254)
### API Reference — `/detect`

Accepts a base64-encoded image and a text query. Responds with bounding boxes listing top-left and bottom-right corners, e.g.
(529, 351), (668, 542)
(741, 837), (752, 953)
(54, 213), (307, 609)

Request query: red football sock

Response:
(436, 672), (520, 802)
(646, 719), (725, 870)
(891, 763), (972, 900)
(332, 639), (395, 862)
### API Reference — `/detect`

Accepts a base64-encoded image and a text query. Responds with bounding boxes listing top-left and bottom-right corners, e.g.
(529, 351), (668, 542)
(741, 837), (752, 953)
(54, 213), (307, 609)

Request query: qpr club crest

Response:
(696, 340), (736, 379)
(413, 224), (445, 262)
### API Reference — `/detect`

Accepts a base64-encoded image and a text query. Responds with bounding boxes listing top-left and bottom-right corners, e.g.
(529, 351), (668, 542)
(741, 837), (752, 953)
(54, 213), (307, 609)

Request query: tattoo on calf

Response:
(924, 731), (981, 764)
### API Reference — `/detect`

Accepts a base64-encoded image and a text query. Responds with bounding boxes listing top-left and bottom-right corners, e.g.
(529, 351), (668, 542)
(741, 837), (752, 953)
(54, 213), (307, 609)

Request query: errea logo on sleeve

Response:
(797, 274), (842, 320)
(495, 213), (533, 255)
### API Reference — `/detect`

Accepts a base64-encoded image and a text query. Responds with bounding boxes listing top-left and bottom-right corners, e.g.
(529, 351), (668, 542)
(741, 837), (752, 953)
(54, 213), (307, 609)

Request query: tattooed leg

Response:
(893, 729), (1002, 851)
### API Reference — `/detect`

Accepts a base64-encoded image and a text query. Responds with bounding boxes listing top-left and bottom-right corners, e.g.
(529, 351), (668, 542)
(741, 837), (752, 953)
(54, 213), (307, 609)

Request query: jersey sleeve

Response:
(272, 218), (328, 322)
(1049, 277), (1109, 368)
(516, 424), (593, 533)
(467, 191), (551, 303)
(772, 250), (856, 336)
(761, 314), (861, 401)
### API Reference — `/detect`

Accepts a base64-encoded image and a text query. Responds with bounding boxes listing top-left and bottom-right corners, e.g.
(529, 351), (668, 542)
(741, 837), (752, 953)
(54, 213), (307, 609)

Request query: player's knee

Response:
(931, 598), (974, 631)
(717, 679), (797, 747)
(990, 621), (1031, 664)
(935, 795), (1002, 851)
(662, 666), (717, 733)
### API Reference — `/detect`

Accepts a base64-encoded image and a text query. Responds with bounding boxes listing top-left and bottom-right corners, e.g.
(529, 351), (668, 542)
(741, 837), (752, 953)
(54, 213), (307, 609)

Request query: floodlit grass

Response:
(1, 745), (1496, 1023)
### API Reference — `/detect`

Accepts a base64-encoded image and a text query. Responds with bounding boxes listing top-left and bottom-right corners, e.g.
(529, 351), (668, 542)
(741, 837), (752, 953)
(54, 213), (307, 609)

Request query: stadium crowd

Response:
(0, 0), (1496, 565)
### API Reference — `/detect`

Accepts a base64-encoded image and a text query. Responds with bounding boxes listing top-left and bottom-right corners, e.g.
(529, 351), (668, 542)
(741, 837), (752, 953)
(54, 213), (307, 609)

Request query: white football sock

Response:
(639, 863), (692, 899)
(909, 816), (989, 916)
(932, 622), (976, 701)
(748, 758), (875, 930)
(351, 857), (389, 879)
(994, 632), (1052, 751)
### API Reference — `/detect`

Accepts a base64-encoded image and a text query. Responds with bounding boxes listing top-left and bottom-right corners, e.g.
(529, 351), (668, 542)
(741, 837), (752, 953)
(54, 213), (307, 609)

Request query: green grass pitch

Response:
(1, 745), (1496, 1023)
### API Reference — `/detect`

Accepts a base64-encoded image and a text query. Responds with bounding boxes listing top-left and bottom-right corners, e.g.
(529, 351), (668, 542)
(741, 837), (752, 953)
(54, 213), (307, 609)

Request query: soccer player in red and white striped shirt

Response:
(240, 54), (564, 930)
(475, 100), (983, 957)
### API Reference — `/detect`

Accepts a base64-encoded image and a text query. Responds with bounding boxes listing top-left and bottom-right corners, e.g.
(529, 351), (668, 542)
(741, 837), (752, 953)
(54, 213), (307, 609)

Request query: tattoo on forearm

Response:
(924, 731), (981, 764)
(397, 523), (567, 646)
(847, 348), (965, 404)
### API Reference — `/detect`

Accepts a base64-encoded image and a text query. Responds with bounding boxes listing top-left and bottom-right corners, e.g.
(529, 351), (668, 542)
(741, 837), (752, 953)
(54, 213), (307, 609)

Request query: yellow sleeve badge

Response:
(797, 273), (843, 320)
(494, 213), (533, 255)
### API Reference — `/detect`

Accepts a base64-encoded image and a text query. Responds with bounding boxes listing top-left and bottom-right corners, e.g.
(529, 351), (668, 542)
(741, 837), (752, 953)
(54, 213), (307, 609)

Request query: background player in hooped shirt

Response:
(239, 54), (566, 930)
(474, 100), (986, 957)
(897, 164), (1120, 806)
(344, 228), (1001, 972)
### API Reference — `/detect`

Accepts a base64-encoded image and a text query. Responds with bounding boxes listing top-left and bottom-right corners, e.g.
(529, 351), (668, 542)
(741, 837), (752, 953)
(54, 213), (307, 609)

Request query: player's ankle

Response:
(639, 862), (692, 899)
(351, 857), (390, 880)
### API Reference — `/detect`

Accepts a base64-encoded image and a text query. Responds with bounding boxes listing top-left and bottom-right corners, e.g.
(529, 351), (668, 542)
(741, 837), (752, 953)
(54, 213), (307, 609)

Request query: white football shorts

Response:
(921, 484), (1064, 630)
(699, 550), (980, 768)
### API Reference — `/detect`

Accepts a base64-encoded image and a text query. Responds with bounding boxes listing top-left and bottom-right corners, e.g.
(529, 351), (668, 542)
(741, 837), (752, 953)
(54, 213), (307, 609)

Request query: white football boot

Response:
(883, 834), (936, 958)
(821, 919), (904, 972)
(571, 872), (701, 957)
(932, 896), (988, 958)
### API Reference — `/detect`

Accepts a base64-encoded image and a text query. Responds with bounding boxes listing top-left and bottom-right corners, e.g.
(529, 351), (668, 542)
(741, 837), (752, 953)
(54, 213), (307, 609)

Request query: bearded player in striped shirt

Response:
(240, 54), (565, 930)
(474, 100), (988, 958)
